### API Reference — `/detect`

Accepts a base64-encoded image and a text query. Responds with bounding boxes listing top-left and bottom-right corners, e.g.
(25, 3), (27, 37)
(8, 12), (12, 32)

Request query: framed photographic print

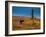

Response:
(5, 1), (45, 36)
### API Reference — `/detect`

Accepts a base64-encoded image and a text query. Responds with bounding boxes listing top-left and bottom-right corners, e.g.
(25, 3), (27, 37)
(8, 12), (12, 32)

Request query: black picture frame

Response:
(5, 1), (45, 36)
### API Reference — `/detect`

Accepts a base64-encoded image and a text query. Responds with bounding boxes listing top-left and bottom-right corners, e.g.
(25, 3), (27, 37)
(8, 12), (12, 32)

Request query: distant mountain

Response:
(12, 16), (40, 21)
(34, 17), (40, 21)
(13, 16), (32, 18)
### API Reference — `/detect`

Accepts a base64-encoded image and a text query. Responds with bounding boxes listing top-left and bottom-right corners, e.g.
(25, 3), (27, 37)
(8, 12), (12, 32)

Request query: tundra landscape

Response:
(12, 16), (40, 30)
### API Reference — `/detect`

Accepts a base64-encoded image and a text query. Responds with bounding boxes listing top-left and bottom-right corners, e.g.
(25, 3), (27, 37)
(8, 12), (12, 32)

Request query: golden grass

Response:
(12, 16), (40, 30)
